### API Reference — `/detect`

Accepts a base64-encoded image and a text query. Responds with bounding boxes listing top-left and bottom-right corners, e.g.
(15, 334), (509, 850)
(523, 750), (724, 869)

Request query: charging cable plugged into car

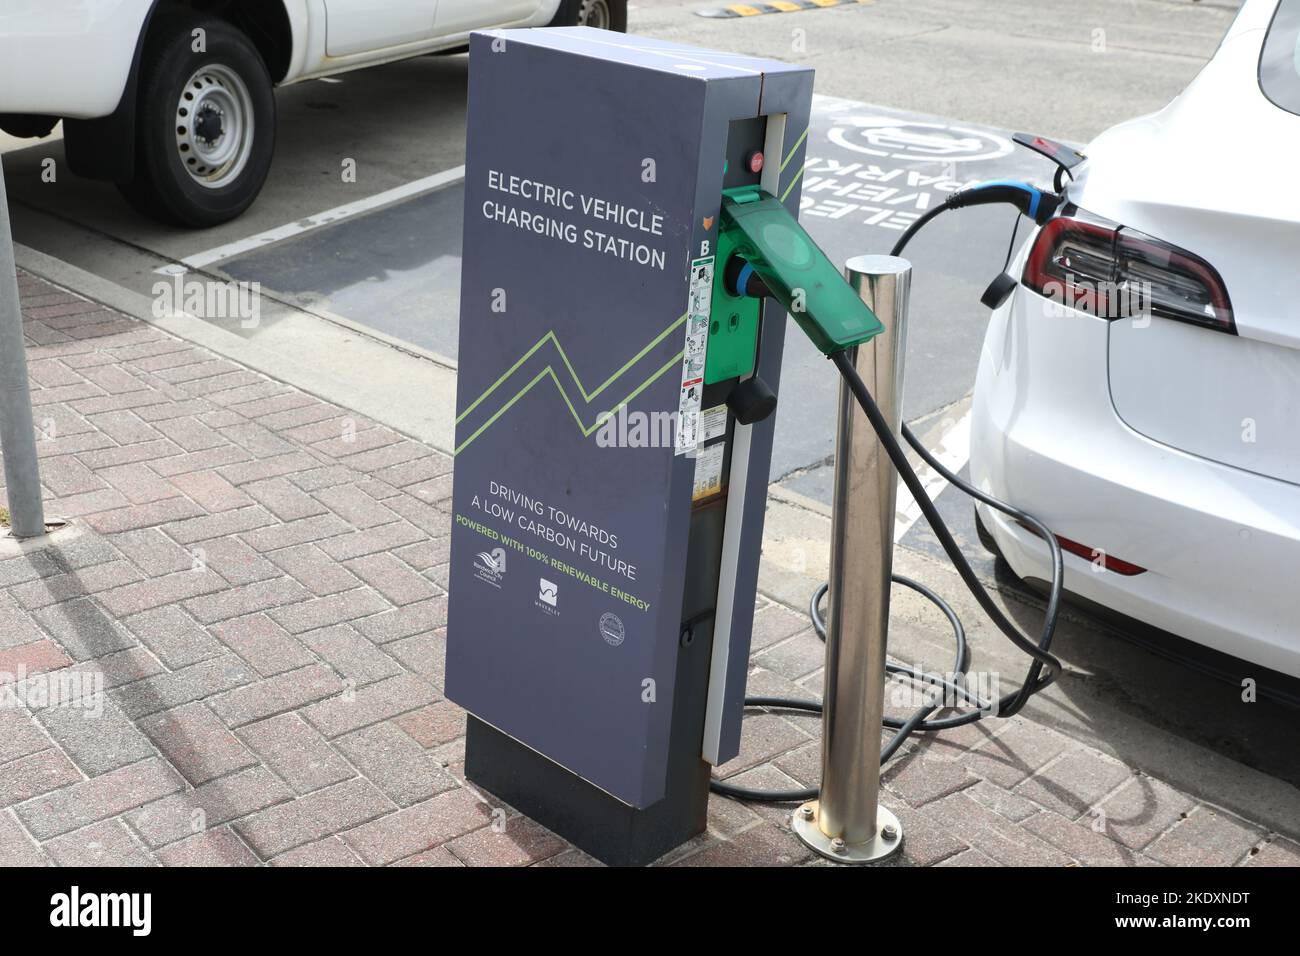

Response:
(706, 166), (1075, 827)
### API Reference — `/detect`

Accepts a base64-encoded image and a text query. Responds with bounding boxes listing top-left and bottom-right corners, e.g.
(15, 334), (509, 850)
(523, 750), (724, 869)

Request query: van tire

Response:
(118, 16), (275, 227)
(549, 0), (628, 31)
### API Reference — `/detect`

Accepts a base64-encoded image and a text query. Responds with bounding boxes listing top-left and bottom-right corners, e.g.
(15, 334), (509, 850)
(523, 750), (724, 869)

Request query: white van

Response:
(0, 1), (625, 226)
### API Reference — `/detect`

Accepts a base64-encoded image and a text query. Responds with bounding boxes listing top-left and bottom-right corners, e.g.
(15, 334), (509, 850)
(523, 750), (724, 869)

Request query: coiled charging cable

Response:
(712, 180), (1067, 803)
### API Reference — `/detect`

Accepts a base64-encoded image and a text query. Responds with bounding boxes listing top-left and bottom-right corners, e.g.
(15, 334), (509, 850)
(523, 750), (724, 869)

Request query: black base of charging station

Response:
(462, 502), (726, 867)
(465, 716), (710, 867)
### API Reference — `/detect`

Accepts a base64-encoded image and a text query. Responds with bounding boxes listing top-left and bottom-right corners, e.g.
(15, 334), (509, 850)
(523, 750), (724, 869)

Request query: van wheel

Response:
(118, 17), (275, 227)
(549, 0), (628, 31)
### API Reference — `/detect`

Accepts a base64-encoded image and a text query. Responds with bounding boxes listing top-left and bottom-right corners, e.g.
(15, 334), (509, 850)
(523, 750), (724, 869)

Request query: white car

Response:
(971, 0), (1300, 680)
(0, 1), (625, 226)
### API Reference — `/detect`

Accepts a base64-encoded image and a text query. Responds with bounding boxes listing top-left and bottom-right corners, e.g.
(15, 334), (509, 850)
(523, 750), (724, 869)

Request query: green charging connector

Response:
(719, 188), (884, 355)
(704, 203), (762, 385)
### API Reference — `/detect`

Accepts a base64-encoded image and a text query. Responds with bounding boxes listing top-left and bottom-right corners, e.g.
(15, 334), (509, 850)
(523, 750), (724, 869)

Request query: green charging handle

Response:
(720, 189), (884, 355)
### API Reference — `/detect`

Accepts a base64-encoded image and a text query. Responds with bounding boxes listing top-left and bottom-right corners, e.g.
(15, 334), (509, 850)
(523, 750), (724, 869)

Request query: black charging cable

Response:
(888, 179), (1058, 259)
(711, 180), (1067, 803)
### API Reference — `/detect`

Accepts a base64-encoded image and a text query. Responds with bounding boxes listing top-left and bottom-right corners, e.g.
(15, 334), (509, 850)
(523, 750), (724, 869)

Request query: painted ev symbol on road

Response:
(827, 116), (1014, 163)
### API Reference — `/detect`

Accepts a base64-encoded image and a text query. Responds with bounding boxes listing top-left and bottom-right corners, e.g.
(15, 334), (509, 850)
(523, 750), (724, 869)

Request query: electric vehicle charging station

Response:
(442, 24), (1071, 868)
(441, 27), (870, 866)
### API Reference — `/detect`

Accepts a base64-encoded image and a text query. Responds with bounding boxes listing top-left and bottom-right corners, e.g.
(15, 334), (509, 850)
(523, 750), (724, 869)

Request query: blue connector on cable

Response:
(949, 179), (1061, 224)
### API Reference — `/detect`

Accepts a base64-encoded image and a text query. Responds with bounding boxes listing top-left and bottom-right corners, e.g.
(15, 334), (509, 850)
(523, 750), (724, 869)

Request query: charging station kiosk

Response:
(444, 27), (815, 866)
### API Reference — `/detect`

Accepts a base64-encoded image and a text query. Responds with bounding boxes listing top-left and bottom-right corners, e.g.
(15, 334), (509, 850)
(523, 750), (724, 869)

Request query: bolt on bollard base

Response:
(794, 255), (912, 865)
(793, 800), (902, 864)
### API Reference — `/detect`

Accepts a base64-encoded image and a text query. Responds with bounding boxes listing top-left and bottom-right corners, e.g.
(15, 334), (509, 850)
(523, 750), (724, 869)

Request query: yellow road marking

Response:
(707, 1), (874, 20)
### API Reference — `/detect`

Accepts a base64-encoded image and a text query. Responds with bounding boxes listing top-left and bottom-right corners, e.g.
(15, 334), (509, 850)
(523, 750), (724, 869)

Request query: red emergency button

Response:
(746, 150), (765, 175)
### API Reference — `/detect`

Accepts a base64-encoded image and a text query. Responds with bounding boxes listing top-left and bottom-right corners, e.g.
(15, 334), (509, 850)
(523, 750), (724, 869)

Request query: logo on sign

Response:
(473, 547), (508, 588)
(599, 612), (626, 647)
(828, 116), (1013, 163)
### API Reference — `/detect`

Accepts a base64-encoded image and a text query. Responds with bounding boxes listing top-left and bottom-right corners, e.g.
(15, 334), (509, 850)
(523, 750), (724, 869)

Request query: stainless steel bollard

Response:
(0, 163), (47, 539)
(793, 255), (910, 864)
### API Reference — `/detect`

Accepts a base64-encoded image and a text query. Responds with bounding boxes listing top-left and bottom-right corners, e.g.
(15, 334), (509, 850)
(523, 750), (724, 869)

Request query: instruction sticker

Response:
(676, 256), (715, 455)
(692, 442), (726, 501)
(700, 404), (728, 443)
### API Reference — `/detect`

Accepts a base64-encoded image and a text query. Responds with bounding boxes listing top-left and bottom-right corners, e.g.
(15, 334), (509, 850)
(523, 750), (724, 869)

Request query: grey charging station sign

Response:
(446, 28), (812, 809)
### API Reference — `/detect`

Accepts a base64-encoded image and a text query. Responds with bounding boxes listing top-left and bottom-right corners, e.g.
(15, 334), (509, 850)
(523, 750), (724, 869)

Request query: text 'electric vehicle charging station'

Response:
(445, 27), (1068, 867)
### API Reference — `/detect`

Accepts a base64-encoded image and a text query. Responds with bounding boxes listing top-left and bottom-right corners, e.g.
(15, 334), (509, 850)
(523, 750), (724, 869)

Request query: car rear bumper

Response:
(971, 284), (1300, 679)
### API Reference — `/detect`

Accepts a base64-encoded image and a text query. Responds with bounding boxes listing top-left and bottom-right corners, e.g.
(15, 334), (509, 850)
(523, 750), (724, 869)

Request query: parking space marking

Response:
(697, 0), (874, 19)
(894, 408), (971, 543)
(155, 164), (466, 275)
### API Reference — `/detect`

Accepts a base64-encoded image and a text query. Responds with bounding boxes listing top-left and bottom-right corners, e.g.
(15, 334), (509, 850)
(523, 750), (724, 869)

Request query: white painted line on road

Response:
(894, 408), (971, 543)
(155, 164), (466, 275)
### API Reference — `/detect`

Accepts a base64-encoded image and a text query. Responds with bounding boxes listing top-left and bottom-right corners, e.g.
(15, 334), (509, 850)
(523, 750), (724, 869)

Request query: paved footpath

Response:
(0, 270), (1296, 867)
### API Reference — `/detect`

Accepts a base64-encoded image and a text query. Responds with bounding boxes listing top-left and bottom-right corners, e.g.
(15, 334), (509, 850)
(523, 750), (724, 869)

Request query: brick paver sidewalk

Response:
(1, 270), (1296, 867)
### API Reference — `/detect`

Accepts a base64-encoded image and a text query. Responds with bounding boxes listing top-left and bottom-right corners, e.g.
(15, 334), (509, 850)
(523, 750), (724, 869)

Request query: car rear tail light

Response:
(1022, 207), (1235, 333)
(1016, 521), (1147, 576)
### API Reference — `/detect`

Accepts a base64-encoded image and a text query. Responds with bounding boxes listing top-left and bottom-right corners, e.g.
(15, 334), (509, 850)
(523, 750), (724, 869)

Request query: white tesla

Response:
(970, 0), (1300, 680)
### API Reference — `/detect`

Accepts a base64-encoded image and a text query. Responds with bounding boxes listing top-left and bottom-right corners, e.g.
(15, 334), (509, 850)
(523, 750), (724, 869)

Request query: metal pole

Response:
(0, 162), (46, 539)
(793, 254), (910, 864)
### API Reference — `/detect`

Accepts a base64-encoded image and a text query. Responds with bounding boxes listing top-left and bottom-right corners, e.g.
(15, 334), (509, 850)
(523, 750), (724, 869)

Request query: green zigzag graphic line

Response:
(454, 313), (688, 456)
(453, 122), (807, 459)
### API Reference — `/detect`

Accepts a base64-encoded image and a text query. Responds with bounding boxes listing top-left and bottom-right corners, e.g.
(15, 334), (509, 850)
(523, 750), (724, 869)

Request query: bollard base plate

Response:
(793, 801), (904, 865)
